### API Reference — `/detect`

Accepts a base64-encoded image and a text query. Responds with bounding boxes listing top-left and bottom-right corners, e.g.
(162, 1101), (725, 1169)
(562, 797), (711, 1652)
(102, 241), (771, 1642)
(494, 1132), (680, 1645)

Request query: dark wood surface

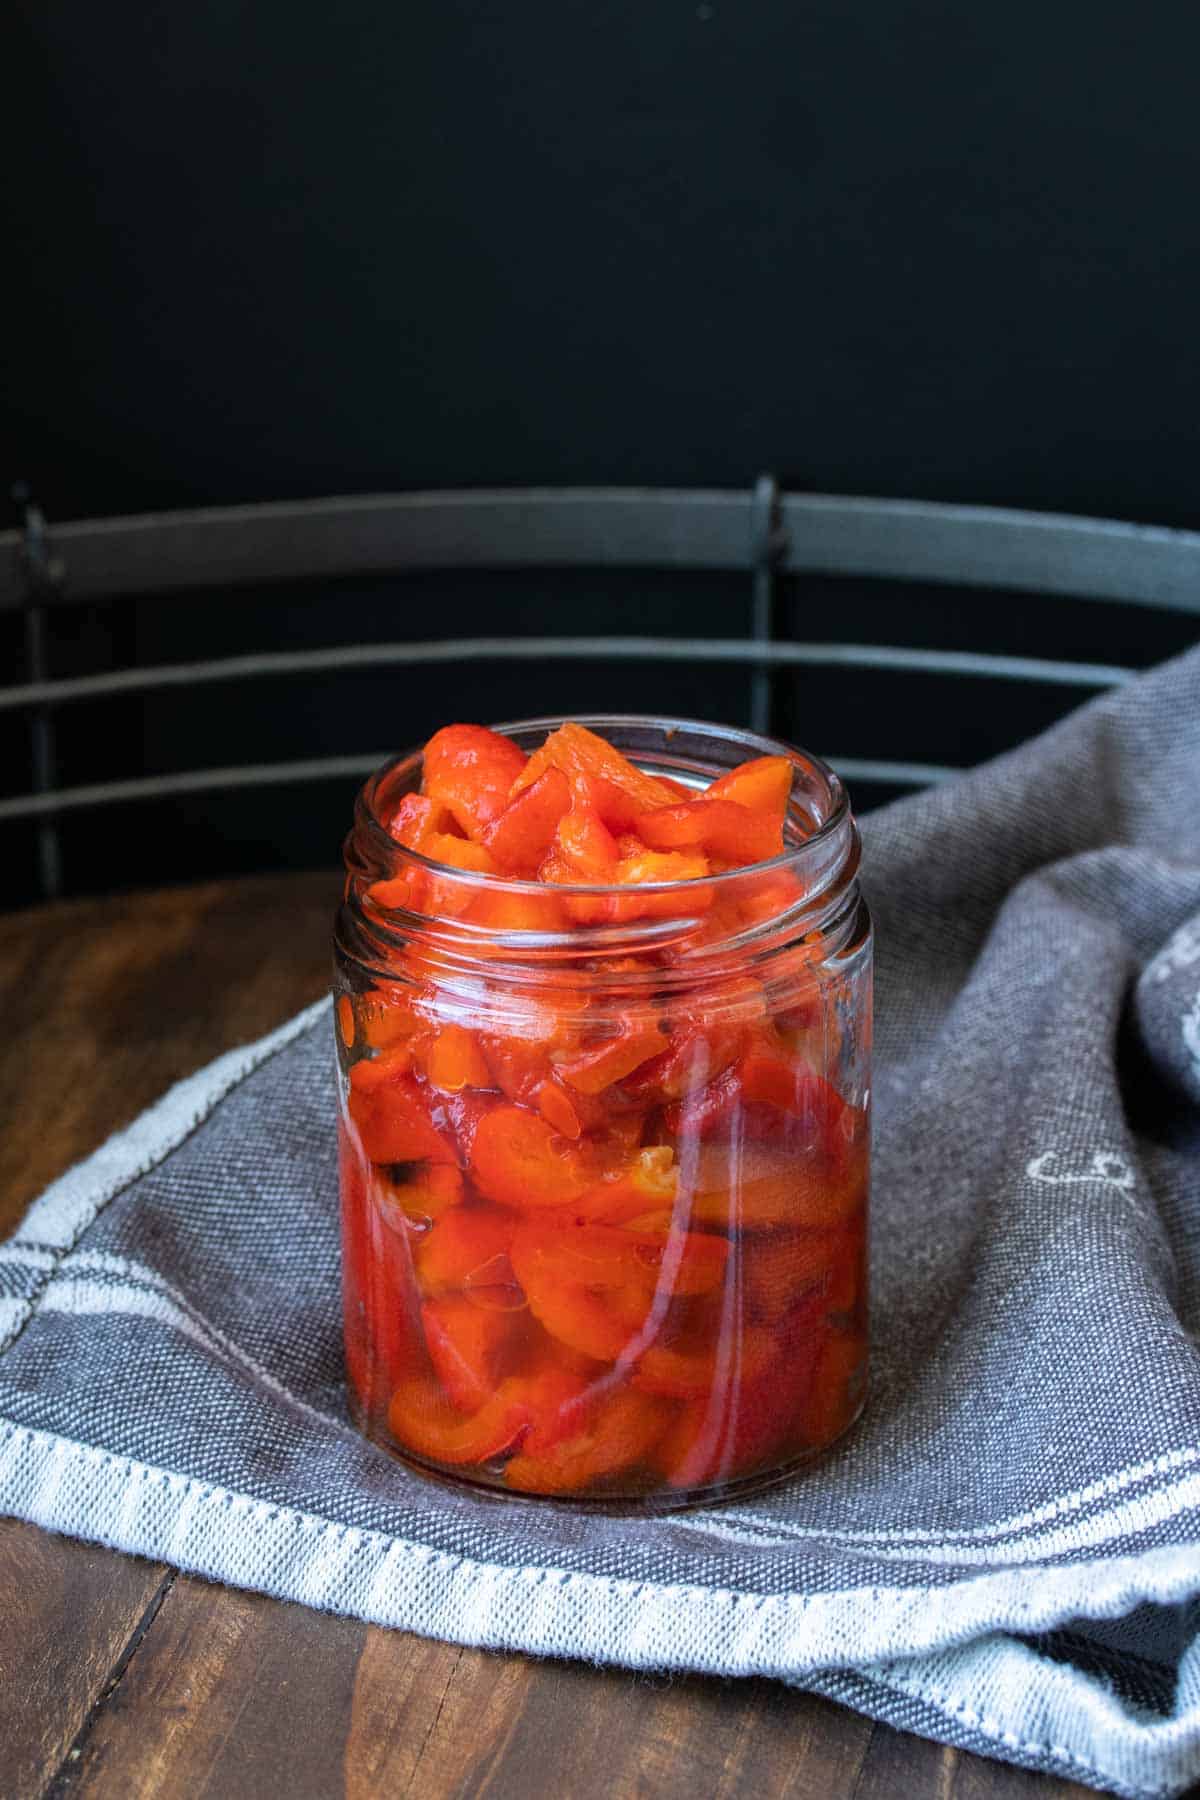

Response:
(0, 873), (1099, 1800)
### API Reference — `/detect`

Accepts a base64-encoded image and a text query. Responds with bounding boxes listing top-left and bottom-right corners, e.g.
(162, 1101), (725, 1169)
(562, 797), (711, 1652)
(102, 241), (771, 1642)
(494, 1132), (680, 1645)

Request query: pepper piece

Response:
(426, 1024), (494, 1093)
(388, 1376), (530, 1465)
(414, 1203), (516, 1295)
(635, 798), (783, 866)
(347, 1056), (459, 1166)
(558, 1024), (669, 1095)
(504, 1389), (668, 1495)
(469, 1106), (590, 1208)
(339, 1120), (424, 1417)
(513, 1219), (728, 1297)
(509, 721), (675, 812)
(376, 1162), (465, 1228)
(686, 1140), (868, 1231)
(423, 724), (529, 840)
(705, 754), (793, 819)
(421, 1296), (524, 1412)
(483, 768), (571, 873)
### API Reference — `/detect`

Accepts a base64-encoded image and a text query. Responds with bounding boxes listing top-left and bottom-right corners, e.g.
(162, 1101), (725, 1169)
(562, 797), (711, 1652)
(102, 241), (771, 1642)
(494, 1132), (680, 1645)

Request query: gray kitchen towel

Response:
(2, 647), (1199, 1799)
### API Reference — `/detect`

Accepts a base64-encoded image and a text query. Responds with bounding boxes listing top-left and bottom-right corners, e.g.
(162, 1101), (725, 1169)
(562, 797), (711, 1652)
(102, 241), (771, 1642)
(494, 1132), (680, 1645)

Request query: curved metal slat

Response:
(0, 637), (1134, 714)
(0, 491), (749, 610)
(2, 488), (1199, 612)
(0, 750), (957, 823)
(779, 495), (1200, 613)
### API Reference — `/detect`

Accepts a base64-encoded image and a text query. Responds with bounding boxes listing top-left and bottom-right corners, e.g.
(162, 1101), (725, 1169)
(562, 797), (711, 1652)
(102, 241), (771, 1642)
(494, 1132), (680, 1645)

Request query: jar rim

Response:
(354, 712), (852, 898)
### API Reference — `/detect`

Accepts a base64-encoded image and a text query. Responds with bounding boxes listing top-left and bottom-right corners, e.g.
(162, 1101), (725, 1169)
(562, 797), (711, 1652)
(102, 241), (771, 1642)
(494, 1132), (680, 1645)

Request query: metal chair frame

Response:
(4, 476), (1199, 900)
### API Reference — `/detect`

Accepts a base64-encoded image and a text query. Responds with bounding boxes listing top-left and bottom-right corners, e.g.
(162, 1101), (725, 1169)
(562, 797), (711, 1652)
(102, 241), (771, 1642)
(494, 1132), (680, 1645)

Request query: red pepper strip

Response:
(413, 1203), (516, 1296)
(422, 724), (530, 840)
(565, 1148), (680, 1224)
(635, 798), (783, 866)
(658, 1289), (836, 1485)
(657, 1378), (792, 1490)
(536, 1078), (584, 1139)
(793, 1327), (867, 1449)
(686, 1140), (868, 1231)
(347, 1057), (458, 1166)
(739, 1055), (853, 1144)
(657, 1289), (827, 1484)
(568, 772), (645, 831)
(388, 1375), (530, 1466)
(514, 1220), (729, 1297)
(705, 754), (793, 819)
(504, 1388), (669, 1495)
(375, 1162), (464, 1228)
(479, 1035), (553, 1105)
(508, 1359), (595, 1455)
(426, 1024), (493, 1093)
(741, 1223), (852, 1321)
(508, 721), (674, 812)
(469, 1105), (590, 1208)
(359, 986), (429, 1053)
(482, 767), (571, 873)
(631, 1323), (776, 1400)
(388, 792), (457, 849)
(608, 851), (714, 923)
(558, 1025), (669, 1095)
(365, 875), (413, 912)
(434, 1087), (505, 1165)
(510, 1228), (649, 1362)
(465, 886), (568, 934)
(421, 1296), (524, 1412)
(555, 806), (620, 880)
(422, 833), (498, 874)
(338, 1120), (424, 1417)
(662, 1056), (853, 1154)
(621, 1025), (743, 1104)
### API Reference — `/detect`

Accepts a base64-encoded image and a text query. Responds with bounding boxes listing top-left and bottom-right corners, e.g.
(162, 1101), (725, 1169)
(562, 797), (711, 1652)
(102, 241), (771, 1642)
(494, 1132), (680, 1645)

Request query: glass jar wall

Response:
(334, 717), (871, 1507)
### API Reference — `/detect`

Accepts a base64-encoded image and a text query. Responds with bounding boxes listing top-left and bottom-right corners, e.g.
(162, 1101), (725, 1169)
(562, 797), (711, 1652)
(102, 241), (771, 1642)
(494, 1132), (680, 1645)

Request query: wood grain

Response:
(0, 874), (1104, 1798)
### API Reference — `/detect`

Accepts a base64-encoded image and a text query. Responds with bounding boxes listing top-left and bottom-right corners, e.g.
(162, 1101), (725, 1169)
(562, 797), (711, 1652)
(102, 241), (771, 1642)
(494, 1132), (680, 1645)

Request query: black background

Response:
(6, 2), (1199, 908)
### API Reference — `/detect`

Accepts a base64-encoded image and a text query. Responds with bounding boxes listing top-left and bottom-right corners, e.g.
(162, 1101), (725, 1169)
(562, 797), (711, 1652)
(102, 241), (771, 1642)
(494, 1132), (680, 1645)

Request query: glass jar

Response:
(334, 716), (870, 1507)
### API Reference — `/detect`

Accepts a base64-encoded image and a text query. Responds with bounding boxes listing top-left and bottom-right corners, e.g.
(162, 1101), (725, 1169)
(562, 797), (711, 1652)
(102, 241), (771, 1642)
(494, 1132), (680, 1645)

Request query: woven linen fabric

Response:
(3, 650), (1200, 1800)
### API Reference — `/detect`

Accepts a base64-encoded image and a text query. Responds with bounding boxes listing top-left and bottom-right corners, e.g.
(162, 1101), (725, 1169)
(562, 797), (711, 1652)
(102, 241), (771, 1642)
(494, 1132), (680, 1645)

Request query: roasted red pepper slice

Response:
(421, 1296), (524, 1412)
(509, 721), (675, 813)
(469, 1105), (590, 1208)
(426, 1024), (494, 1093)
(347, 1055), (459, 1166)
(422, 724), (530, 840)
(339, 1120), (424, 1416)
(662, 1055), (852, 1157)
(793, 1327), (867, 1447)
(376, 1162), (464, 1228)
(655, 1295), (828, 1487)
(483, 767), (571, 874)
(389, 792), (458, 850)
(479, 1034), (553, 1104)
(631, 1323), (775, 1399)
(504, 1388), (668, 1495)
(635, 798), (783, 866)
(558, 1024), (669, 1095)
(438, 1087), (503, 1163)
(705, 754), (793, 819)
(510, 1225), (650, 1362)
(414, 1203), (516, 1295)
(554, 806), (620, 880)
(513, 1219), (728, 1296)
(686, 1139), (868, 1231)
(388, 1376), (530, 1465)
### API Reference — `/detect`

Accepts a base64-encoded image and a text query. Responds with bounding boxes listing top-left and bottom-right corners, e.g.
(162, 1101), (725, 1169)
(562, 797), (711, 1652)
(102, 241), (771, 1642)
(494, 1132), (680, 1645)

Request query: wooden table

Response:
(0, 874), (1099, 1800)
